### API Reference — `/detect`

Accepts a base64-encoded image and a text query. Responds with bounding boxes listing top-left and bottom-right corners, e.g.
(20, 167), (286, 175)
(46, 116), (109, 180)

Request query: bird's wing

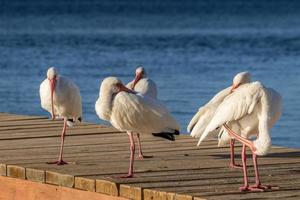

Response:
(198, 82), (264, 145)
(188, 86), (231, 137)
(39, 78), (52, 114)
(111, 92), (179, 134)
(207, 86), (232, 104)
(134, 78), (158, 99)
(55, 77), (82, 119)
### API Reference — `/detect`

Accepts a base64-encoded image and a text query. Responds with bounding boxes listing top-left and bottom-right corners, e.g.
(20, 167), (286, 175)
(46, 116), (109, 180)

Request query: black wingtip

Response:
(152, 130), (180, 141)
(67, 118), (74, 123)
(174, 130), (180, 135)
(67, 117), (82, 123)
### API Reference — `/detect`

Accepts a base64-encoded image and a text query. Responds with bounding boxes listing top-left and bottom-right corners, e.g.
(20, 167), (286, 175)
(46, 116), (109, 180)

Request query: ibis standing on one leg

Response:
(40, 67), (82, 165)
(126, 66), (158, 159)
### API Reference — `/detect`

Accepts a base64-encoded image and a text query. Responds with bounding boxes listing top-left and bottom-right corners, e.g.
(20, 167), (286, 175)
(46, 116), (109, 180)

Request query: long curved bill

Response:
(132, 72), (143, 89)
(119, 84), (136, 94)
(49, 78), (56, 120)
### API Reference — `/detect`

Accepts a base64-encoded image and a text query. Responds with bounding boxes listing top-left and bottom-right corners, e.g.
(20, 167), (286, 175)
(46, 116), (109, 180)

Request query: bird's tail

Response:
(152, 130), (180, 141)
(187, 109), (202, 133)
(66, 116), (82, 127)
(67, 119), (74, 127)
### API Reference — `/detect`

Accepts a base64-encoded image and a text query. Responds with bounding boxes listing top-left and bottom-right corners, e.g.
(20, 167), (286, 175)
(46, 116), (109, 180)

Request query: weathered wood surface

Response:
(0, 112), (300, 200)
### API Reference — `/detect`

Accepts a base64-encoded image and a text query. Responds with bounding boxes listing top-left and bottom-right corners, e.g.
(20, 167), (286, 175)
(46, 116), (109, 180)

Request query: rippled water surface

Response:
(0, 0), (300, 147)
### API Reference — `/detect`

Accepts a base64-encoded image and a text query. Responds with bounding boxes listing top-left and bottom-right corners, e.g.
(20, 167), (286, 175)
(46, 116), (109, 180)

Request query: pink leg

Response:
(120, 132), (135, 178)
(136, 133), (144, 159)
(249, 153), (279, 191)
(47, 119), (68, 165)
(224, 124), (255, 151)
(224, 125), (259, 191)
(253, 153), (262, 186)
(229, 138), (242, 169)
(239, 144), (250, 191)
(224, 124), (278, 192)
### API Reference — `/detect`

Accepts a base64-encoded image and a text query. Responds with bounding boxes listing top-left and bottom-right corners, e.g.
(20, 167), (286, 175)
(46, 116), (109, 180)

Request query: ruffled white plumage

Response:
(126, 78), (157, 99)
(96, 91), (179, 134)
(40, 76), (82, 122)
(198, 81), (282, 156)
(188, 72), (252, 140)
(188, 86), (231, 138)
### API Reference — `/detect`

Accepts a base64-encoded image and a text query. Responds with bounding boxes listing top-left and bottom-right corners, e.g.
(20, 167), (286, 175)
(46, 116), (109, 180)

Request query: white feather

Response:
(126, 78), (157, 99)
(198, 82), (282, 156)
(188, 86), (231, 137)
(188, 71), (252, 139)
(40, 75), (82, 121)
(96, 77), (179, 134)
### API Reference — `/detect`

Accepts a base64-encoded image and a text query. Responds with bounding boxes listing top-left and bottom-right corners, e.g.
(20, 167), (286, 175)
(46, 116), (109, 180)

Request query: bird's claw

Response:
(250, 184), (279, 191)
(118, 174), (134, 178)
(240, 184), (279, 192)
(46, 160), (68, 165)
(239, 185), (263, 192)
(229, 163), (243, 169)
(137, 154), (153, 160)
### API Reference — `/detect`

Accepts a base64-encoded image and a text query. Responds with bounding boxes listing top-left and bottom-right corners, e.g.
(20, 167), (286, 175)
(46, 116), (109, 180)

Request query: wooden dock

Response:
(0, 112), (300, 200)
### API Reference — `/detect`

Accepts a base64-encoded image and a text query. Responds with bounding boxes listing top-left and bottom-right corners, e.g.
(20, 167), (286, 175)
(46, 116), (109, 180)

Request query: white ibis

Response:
(95, 77), (180, 178)
(198, 81), (282, 191)
(126, 66), (157, 98)
(40, 67), (82, 165)
(188, 72), (251, 168)
(126, 66), (158, 159)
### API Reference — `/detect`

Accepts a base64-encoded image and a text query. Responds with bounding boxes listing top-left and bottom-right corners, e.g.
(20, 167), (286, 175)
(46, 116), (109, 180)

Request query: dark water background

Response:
(0, 0), (299, 147)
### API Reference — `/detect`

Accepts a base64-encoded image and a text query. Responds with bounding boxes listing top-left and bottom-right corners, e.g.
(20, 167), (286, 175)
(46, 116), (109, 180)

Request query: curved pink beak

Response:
(132, 72), (143, 90)
(49, 78), (56, 120)
(118, 83), (136, 94)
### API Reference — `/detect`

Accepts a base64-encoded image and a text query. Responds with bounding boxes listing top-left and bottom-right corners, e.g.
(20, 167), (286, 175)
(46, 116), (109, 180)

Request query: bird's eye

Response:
(112, 83), (122, 93)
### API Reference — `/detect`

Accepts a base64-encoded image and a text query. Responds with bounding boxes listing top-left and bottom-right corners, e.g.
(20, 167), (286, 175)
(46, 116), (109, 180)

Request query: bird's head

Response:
(101, 77), (136, 96)
(46, 67), (58, 120)
(231, 71), (251, 93)
(131, 66), (146, 89)
(47, 67), (58, 80)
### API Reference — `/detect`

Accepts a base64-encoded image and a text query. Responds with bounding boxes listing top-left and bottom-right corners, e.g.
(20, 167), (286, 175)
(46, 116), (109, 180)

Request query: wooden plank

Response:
(26, 168), (45, 183)
(0, 163), (6, 176)
(96, 179), (119, 196)
(7, 165), (25, 179)
(46, 171), (75, 188)
(75, 177), (95, 192)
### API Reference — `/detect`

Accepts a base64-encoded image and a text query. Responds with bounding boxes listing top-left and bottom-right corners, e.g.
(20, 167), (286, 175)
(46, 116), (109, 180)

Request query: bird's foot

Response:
(118, 173), (134, 178)
(229, 163), (243, 169)
(137, 154), (153, 160)
(239, 185), (263, 192)
(46, 160), (68, 165)
(240, 184), (278, 192)
(249, 184), (279, 191)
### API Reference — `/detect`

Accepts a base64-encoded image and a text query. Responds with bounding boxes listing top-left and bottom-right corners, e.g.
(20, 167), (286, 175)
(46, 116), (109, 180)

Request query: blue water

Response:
(0, 0), (299, 148)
